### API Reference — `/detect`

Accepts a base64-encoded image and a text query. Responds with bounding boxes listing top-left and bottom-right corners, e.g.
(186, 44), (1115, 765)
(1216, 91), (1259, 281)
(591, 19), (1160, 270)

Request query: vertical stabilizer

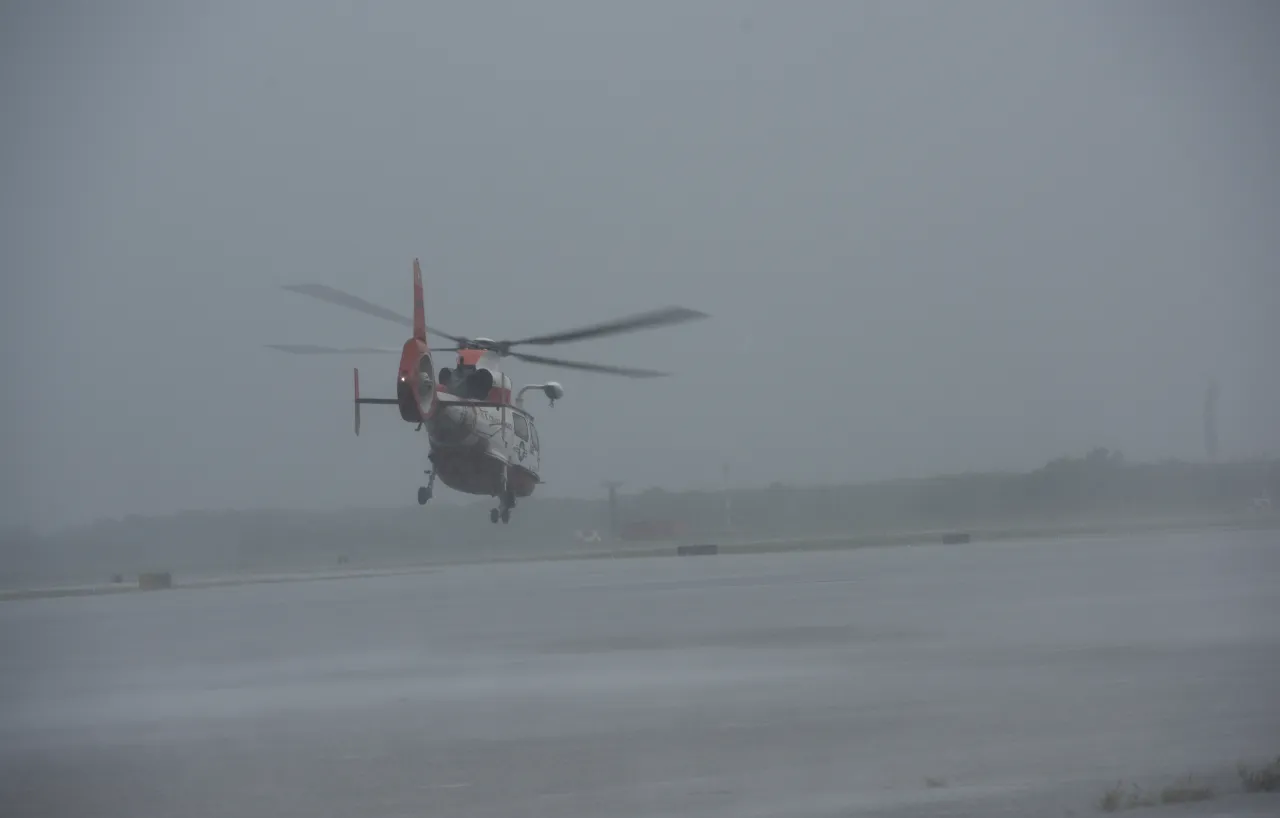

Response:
(412, 258), (427, 344)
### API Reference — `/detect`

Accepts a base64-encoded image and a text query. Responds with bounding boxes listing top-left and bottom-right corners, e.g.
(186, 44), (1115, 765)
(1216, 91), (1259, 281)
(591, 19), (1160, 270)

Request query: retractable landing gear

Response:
(490, 493), (514, 523)
(417, 469), (435, 506)
(490, 468), (515, 524)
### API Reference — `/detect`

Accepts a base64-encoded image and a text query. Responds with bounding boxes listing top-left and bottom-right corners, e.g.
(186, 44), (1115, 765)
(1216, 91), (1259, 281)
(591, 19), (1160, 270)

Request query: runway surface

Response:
(2, 529), (1279, 817)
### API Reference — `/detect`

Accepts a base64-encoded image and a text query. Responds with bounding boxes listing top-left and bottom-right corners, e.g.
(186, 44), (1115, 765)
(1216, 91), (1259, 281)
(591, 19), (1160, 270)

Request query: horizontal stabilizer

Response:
(353, 368), (399, 436)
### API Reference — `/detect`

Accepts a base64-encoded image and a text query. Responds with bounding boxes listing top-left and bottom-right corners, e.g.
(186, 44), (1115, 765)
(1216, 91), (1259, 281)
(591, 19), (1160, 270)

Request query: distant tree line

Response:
(622, 449), (1277, 538)
(2, 451), (1276, 588)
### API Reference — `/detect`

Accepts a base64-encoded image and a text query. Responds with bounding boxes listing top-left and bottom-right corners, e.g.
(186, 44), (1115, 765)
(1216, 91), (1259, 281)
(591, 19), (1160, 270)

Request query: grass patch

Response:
(1097, 775), (1214, 813)
(1158, 775), (1213, 805)
(1238, 756), (1280, 793)
(1098, 781), (1156, 812)
(1097, 755), (1279, 812)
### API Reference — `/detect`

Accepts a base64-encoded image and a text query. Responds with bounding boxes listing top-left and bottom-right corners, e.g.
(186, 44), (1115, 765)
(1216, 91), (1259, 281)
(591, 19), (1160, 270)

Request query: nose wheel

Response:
(417, 469), (435, 506)
(490, 471), (515, 523)
(490, 496), (514, 523)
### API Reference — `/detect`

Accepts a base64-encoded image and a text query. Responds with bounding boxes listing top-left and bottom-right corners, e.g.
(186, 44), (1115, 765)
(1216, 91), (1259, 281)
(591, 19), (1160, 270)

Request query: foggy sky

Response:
(3, 1), (1277, 531)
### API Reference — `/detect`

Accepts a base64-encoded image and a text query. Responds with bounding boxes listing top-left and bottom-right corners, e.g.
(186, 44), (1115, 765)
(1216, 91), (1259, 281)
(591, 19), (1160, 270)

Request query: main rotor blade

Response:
(282, 284), (412, 327)
(266, 344), (400, 354)
(503, 305), (708, 348)
(281, 283), (465, 344)
(509, 350), (671, 378)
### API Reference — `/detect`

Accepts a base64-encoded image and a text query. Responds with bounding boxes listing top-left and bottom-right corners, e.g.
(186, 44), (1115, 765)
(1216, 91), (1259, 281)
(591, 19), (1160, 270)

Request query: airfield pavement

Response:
(1, 528), (1278, 817)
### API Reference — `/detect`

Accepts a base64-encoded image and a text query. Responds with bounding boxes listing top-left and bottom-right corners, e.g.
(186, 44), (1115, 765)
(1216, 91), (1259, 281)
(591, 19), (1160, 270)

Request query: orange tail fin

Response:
(412, 258), (427, 343)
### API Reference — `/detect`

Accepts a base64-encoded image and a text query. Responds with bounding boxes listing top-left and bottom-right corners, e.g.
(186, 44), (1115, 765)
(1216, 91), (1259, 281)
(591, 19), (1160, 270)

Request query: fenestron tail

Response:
(412, 258), (427, 344)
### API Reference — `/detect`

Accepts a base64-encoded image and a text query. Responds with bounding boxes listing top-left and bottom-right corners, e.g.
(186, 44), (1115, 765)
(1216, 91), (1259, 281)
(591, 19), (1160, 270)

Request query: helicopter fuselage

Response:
(426, 396), (541, 500)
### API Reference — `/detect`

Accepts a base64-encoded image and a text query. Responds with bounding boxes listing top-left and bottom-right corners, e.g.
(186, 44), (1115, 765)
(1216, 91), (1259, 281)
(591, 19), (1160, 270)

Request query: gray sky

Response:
(3, 1), (1277, 531)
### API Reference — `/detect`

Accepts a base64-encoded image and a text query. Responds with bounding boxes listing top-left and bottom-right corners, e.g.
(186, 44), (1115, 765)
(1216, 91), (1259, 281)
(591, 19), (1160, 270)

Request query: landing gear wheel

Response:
(418, 469), (435, 507)
(490, 508), (500, 524)
(501, 508), (511, 524)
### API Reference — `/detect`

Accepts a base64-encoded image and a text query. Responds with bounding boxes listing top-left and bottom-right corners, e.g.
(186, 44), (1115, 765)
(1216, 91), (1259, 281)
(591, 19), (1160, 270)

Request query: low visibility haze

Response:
(3, 1), (1277, 531)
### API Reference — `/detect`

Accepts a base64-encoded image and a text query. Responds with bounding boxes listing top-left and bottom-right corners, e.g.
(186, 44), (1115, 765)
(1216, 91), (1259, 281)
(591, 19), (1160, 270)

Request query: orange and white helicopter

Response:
(269, 259), (707, 523)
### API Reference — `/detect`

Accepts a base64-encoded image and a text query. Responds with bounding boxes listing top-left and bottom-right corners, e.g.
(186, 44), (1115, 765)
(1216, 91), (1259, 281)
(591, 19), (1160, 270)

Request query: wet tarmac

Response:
(2, 528), (1278, 817)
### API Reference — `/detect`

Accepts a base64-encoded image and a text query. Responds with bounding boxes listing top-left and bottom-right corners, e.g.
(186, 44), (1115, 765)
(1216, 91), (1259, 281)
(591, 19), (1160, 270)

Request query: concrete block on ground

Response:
(676, 544), (719, 557)
(138, 571), (173, 590)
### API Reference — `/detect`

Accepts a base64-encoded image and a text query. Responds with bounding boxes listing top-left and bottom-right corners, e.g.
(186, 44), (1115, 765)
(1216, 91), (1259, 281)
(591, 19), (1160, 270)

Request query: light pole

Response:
(1204, 378), (1219, 462)
(601, 480), (624, 540)
(722, 463), (731, 534)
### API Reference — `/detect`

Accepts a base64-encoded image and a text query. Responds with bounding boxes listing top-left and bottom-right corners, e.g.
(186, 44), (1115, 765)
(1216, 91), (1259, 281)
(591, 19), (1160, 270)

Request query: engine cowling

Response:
(428, 402), (478, 445)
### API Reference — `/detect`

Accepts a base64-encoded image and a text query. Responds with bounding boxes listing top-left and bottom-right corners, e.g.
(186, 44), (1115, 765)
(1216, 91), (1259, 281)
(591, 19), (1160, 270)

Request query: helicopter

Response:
(268, 259), (708, 523)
